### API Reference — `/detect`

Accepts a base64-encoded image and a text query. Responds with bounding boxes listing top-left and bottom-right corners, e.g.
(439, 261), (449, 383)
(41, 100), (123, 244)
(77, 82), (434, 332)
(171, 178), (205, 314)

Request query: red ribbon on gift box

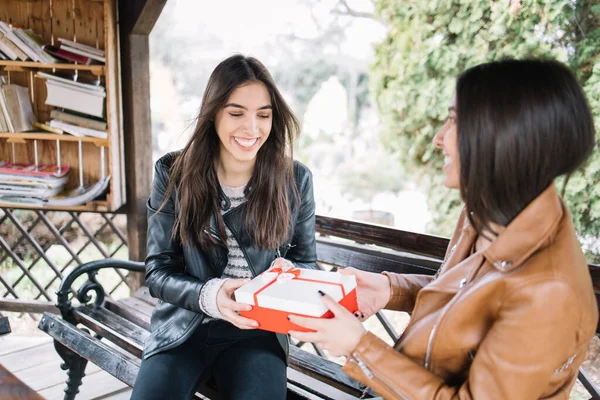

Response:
(252, 265), (346, 307)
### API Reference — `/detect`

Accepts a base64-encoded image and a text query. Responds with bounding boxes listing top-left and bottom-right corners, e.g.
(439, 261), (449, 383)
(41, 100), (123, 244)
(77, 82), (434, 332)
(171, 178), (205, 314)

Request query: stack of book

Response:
(36, 71), (106, 121)
(43, 38), (105, 65)
(0, 161), (69, 204)
(0, 83), (36, 132)
(0, 21), (58, 63)
(0, 160), (111, 207)
(44, 109), (108, 139)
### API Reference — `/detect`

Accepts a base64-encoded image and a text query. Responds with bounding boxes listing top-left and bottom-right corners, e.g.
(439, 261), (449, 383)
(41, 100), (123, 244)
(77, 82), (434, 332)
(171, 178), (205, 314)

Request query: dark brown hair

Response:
(455, 59), (595, 235)
(162, 55), (300, 250)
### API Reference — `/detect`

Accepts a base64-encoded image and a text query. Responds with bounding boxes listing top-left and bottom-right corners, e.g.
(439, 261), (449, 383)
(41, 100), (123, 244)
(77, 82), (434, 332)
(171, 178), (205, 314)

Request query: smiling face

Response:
(433, 97), (460, 189)
(214, 81), (273, 171)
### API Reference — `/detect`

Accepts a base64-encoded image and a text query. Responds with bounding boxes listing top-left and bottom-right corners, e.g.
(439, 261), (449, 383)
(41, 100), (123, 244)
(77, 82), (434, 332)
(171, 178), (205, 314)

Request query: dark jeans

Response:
(131, 319), (287, 400)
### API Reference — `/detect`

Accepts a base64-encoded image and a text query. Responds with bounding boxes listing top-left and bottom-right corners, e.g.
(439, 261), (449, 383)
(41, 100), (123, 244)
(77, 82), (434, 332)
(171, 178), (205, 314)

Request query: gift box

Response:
(234, 266), (358, 334)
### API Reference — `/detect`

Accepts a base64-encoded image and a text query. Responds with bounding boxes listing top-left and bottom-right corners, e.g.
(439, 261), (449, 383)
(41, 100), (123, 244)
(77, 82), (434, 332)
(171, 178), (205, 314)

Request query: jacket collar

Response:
(483, 183), (564, 272)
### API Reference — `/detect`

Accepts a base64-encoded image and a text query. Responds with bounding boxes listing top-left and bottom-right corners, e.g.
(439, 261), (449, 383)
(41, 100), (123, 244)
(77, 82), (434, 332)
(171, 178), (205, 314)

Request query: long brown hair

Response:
(161, 55), (300, 250)
(455, 59), (595, 235)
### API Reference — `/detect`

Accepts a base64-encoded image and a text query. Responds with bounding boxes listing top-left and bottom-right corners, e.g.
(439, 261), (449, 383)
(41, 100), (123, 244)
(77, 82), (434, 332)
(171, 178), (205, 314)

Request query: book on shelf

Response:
(0, 50), (7, 60)
(0, 89), (12, 132)
(49, 119), (107, 139)
(0, 160), (69, 203)
(43, 45), (92, 65)
(0, 161), (70, 178)
(0, 101), (8, 131)
(0, 84), (36, 132)
(0, 172), (110, 207)
(57, 38), (105, 58)
(59, 45), (105, 63)
(0, 165), (68, 204)
(33, 121), (63, 135)
(0, 183), (62, 199)
(0, 175), (68, 189)
(13, 28), (58, 64)
(0, 21), (37, 62)
(36, 71), (105, 93)
(0, 31), (27, 61)
(44, 81), (105, 118)
(36, 72), (106, 118)
(50, 110), (107, 131)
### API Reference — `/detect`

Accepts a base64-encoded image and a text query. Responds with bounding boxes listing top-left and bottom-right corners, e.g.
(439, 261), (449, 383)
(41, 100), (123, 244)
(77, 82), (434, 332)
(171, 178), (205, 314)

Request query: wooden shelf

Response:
(0, 132), (108, 146)
(0, 200), (109, 212)
(0, 0), (124, 212)
(0, 60), (105, 75)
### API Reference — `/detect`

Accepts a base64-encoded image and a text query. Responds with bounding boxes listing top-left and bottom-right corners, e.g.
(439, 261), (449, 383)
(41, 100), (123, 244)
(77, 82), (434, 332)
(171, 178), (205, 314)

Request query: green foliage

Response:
(372, 0), (600, 262)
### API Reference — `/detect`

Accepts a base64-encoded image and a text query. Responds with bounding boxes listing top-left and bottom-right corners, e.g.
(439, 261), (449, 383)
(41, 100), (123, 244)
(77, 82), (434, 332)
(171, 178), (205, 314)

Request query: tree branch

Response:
(333, 0), (386, 25)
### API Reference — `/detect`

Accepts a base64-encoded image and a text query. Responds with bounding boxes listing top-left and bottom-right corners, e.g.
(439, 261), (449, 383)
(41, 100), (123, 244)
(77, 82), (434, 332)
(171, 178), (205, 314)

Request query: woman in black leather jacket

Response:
(131, 55), (317, 400)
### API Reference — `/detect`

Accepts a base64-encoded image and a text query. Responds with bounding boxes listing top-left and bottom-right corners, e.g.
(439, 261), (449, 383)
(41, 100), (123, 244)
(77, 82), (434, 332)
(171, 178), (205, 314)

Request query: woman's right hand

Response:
(216, 278), (259, 330)
(338, 267), (391, 320)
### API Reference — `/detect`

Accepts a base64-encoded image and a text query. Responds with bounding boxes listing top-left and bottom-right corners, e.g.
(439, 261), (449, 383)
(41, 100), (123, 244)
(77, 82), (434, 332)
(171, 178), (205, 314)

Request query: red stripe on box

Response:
(241, 288), (358, 334)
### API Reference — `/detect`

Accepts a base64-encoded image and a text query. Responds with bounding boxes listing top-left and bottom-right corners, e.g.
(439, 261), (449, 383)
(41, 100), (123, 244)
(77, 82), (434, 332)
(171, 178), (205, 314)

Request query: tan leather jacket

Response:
(342, 184), (598, 399)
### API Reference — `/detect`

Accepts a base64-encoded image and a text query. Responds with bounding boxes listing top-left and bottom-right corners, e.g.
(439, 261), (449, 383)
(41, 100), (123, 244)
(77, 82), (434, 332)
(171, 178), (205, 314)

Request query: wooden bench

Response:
(37, 216), (600, 399)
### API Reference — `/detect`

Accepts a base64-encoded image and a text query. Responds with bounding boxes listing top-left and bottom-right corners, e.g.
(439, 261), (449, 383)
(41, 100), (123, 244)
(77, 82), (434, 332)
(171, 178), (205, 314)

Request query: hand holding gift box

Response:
(234, 264), (358, 334)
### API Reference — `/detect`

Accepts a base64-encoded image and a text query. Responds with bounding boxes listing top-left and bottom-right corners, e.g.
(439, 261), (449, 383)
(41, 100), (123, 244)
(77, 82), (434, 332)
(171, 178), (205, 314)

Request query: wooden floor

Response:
(0, 334), (132, 400)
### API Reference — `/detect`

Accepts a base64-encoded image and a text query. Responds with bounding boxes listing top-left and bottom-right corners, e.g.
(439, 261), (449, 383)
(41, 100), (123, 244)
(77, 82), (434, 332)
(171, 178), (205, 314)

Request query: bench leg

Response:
(54, 340), (88, 400)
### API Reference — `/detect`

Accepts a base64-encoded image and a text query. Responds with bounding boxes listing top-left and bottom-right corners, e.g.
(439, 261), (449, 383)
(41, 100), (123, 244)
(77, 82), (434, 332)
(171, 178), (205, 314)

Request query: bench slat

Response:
(76, 306), (148, 358)
(317, 237), (440, 275)
(39, 313), (140, 386)
(316, 215), (449, 259)
(105, 298), (151, 330)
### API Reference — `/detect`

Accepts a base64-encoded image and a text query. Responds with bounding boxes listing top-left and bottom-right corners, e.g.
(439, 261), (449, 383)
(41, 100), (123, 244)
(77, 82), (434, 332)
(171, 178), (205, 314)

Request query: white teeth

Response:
(234, 137), (258, 148)
(444, 156), (451, 166)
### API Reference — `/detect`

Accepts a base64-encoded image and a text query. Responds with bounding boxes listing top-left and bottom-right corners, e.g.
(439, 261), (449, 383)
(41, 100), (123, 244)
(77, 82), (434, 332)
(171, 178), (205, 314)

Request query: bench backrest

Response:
(315, 216), (600, 334)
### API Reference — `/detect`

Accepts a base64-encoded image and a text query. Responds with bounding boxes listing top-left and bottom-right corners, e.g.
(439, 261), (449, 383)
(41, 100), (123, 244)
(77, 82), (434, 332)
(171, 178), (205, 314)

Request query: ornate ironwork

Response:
(0, 208), (131, 316)
(55, 259), (145, 323)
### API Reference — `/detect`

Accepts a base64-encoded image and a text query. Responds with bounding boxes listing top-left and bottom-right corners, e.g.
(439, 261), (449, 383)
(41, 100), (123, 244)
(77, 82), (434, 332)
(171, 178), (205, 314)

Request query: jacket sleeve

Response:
(145, 156), (205, 313)
(285, 163), (317, 270)
(383, 272), (433, 312)
(342, 279), (583, 400)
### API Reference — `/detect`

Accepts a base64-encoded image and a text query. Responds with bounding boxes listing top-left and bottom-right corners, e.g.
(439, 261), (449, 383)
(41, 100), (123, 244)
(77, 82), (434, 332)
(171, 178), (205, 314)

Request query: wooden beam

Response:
(133, 0), (168, 35)
(0, 298), (58, 315)
(120, 32), (152, 292)
(120, 0), (168, 36)
(119, 0), (162, 292)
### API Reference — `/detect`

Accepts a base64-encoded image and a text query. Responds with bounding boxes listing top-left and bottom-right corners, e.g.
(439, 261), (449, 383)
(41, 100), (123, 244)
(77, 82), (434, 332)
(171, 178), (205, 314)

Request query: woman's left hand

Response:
(288, 292), (367, 357)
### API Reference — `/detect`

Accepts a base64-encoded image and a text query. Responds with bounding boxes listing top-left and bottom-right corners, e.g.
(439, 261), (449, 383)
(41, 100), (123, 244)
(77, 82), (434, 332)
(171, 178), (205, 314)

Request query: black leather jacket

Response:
(143, 151), (317, 359)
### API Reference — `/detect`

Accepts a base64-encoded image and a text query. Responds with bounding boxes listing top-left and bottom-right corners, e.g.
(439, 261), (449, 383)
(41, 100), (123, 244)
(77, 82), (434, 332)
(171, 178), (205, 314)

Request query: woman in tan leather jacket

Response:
(289, 59), (598, 399)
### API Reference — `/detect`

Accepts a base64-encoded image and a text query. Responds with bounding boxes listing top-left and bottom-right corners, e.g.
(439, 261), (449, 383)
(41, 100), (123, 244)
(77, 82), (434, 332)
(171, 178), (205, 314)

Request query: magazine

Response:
(0, 161), (70, 178)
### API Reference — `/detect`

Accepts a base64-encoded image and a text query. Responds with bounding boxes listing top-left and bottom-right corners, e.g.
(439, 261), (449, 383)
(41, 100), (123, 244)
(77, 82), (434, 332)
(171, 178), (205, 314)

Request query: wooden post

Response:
(119, 0), (168, 293)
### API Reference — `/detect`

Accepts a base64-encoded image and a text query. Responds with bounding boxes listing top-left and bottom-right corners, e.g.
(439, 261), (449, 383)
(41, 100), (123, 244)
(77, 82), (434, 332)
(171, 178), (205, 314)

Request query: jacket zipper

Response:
(276, 243), (294, 259)
(424, 291), (463, 370)
(204, 229), (222, 243)
(350, 353), (409, 400)
(424, 256), (488, 371)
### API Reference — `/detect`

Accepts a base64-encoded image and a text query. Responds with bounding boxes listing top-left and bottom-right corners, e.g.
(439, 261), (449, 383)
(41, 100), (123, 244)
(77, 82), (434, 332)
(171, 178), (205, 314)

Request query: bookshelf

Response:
(0, 132), (109, 146)
(0, 60), (105, 74)
(0, 0), (124, 211)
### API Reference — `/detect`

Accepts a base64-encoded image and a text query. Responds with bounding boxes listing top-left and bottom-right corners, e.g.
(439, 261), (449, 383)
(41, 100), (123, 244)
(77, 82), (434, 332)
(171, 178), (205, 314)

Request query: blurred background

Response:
(149, 0), (600, 262)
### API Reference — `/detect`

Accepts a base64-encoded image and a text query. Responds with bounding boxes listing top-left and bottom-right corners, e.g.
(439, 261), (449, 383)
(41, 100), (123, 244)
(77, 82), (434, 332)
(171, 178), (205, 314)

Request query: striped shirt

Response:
(199, 184), (252, 321)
